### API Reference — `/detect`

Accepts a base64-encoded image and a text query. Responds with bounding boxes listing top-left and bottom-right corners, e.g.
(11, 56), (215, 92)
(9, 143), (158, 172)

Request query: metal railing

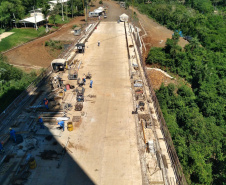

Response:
(134, 34), (187, 185)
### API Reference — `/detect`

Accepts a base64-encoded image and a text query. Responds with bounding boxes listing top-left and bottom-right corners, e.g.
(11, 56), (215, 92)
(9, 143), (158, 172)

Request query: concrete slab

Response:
(27, 22), (142, 185)
(0, 32), (14, 41)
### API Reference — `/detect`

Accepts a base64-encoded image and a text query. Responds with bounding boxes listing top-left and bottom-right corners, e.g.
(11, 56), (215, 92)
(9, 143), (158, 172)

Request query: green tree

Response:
(41, 2), (50, 32)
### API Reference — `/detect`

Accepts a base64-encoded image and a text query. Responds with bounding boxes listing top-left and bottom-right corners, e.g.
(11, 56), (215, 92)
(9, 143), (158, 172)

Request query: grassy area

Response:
(0, 15), (71, 52)
(0, 26), (46, 52)
(49, 15), (70, 25)
(0, 29), (5, 34)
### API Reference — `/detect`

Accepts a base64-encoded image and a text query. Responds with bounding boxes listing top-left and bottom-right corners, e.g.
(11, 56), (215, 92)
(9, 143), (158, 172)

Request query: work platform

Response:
(0, 20), (185, 185)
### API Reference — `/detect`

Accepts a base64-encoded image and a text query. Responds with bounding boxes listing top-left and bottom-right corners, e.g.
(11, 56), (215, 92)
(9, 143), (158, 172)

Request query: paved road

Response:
(27, 22), (142, 185)
(70, 21), (142, 185)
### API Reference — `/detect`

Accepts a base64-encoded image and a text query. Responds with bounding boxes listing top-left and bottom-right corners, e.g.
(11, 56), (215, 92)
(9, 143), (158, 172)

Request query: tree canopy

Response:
(0, 54), (36, 113)
(132, 0), (226, 184)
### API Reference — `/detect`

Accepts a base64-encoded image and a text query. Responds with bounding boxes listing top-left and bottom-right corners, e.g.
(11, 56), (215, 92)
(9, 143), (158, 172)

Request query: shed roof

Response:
(51, 59), (66, 65)
(97, 7), (104, 11)
(19, 15), (44, 24)
(49, 0), (69, 4)
(120, 13), (129, 18)
(74, 27), (81, 31)
(94, 9), (102, 13)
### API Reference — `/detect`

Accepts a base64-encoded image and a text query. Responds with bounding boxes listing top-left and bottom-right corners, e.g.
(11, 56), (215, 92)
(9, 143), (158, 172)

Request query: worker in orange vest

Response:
(44, 98), (49, 110)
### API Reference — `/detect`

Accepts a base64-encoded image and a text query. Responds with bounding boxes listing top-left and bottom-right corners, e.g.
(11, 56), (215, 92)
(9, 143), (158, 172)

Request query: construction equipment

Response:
(134, 80), (143, 87)
(138, 101), (145, 111)
(51, 59), (66, 72)
(77, 78), (84, 86)
(84, 72), (92, 79)
(51, 76), (64, 89)
(68, 68), (78, 80)
(75, 102), (83, 111)
(75, 87), (85, 102)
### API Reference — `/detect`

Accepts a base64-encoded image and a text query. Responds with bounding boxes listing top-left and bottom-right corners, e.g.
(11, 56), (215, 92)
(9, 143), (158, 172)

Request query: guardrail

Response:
(134, 33), (187, 185)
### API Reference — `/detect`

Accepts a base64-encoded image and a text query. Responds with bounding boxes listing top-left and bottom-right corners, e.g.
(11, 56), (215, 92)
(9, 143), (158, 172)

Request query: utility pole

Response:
(83, 0), (87, 22)
(72, 0), (73, 18)
(61, 0), (64, 21)
(85, 0), (87, 22)
(33, 6), (38, 30)
(66, 3), (68, 20)
(13, 13), (17, 28)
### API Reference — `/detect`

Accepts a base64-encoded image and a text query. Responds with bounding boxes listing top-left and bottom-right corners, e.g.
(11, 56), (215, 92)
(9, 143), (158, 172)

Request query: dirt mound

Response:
(146, 69), (175, 90)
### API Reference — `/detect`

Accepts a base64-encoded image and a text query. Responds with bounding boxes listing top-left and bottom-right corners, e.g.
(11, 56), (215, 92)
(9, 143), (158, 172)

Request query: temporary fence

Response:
(134, 32), (187, 185)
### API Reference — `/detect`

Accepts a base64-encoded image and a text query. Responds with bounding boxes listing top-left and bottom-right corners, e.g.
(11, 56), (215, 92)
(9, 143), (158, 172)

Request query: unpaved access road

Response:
(3, 16), (86, 70)
(3, 1), (188, 72)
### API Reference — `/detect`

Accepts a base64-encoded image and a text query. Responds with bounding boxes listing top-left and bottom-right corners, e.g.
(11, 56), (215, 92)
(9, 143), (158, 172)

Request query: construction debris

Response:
(87, 94), (96, 98)
(75, 102), (83, 111)
(84, 72), (92, 79)
(39, 150), (59, 160)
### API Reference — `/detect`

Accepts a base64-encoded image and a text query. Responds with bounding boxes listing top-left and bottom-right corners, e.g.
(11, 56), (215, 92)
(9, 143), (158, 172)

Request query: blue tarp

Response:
(173, 30), (183, 37)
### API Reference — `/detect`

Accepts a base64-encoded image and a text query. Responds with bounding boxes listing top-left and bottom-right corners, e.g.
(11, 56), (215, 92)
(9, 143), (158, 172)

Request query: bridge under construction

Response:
(0, 20), (186, 185)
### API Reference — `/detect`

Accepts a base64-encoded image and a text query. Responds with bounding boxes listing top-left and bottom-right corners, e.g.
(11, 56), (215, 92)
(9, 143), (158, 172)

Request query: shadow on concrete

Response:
(0, 78), (95, 185)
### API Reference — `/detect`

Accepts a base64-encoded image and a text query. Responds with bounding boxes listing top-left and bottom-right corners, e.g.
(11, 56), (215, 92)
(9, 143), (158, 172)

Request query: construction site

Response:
(0, 2), (187, 185)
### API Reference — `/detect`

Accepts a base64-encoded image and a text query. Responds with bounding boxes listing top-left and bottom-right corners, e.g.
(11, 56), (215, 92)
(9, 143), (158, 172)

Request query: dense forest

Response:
(0, 54), (36, 112)
(128, 0), (226, 184)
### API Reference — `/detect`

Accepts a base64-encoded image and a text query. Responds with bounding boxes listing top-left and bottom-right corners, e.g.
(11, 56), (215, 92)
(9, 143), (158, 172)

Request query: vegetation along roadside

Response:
(125, 0), (226, 184)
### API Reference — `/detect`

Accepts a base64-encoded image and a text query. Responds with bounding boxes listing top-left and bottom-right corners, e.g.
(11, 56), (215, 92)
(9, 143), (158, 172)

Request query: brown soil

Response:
(3, 16), (91, 70)
(128, 5), (189, 89)
(45, 41), (73, 58)
(3, 0), (186, 89)
(146, 70), (175, 90)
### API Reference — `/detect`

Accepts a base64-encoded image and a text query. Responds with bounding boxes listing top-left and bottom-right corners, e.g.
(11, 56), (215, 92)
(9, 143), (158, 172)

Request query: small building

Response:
(120, 2), (126, 8)
(97, 7), (105, 12)
(119, 13), (129, 22)
(51, 59), (66, 72)
(49, 0), (70, 10)
(29, 8), (43, 16)
(19, 15), (45, 28)
(89, 11), (99, 17)
(89, 9), (103, 17)
(74, 27), (81, 36)
(76, 43), (85, 53)
(68, 68), (78, 80)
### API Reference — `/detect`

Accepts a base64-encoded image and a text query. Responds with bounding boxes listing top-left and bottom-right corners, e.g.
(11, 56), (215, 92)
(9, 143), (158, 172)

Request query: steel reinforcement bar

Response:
(134, 38), (187, 185)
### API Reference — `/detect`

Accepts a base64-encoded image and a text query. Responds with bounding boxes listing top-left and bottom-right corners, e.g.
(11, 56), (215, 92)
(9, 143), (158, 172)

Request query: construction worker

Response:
(0, 142), (5, 153)
(9, 128), (16, 142)
(90, 80), (93, 88)
(57, 121), (65, 131)
(38, 116), (44, 129)
(44, 98), (49, 110)
(83, 78), (86, 85)
(98, 41), (100, 46)
(136, 104), (139, 113)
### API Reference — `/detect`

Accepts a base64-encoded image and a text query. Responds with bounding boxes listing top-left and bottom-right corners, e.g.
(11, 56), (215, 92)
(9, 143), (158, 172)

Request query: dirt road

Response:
(3, 16), (86, 70)
(3, 1), (187, 71)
